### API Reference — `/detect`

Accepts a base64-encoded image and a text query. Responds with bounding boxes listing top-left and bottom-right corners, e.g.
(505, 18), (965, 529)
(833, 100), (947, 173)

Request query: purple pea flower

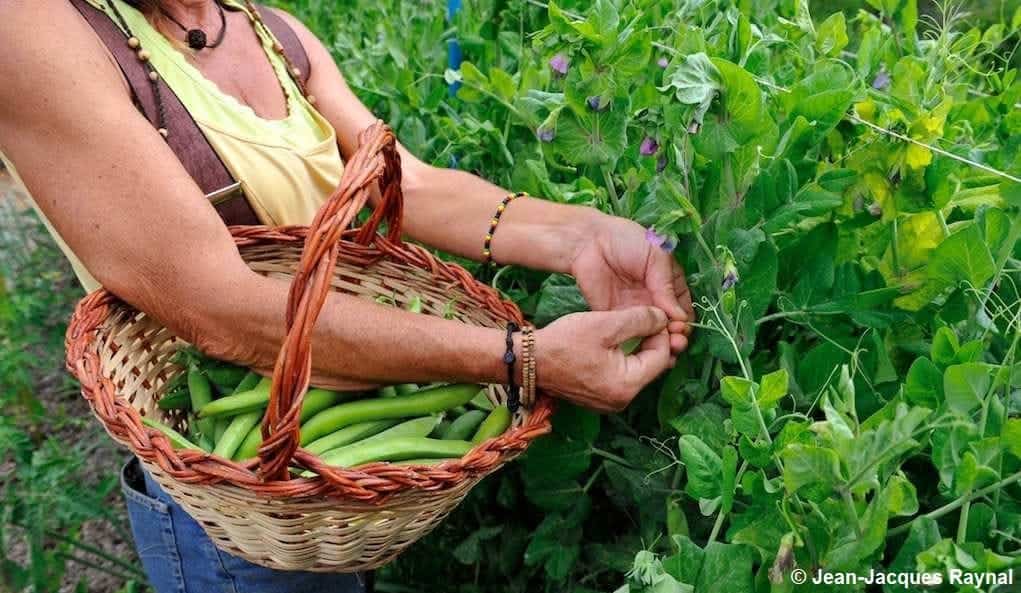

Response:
(537, 127), (555, 142)
(640, 136), (659, 156)
(645, 227), (667, 249)
(661, 236), (677, 253)
(549, 53), (569, 76)
(872, 70), (891, 90)
(657, 56), (669, 69)
(586, 95), (609, 112)
(721, 270), (739, 290)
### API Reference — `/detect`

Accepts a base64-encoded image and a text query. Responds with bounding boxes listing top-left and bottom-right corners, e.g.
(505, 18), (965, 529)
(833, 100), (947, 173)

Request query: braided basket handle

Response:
(257, 122), (403, 481)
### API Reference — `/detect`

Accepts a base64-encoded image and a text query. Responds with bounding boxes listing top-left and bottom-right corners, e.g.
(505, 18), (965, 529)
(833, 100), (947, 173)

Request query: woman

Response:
(0, 1), (694, 591)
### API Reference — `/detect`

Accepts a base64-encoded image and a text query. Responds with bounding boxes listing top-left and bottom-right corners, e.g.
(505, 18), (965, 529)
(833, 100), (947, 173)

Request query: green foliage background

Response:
(265, 0), (1021, 591)
(2, 0), (1020, 591)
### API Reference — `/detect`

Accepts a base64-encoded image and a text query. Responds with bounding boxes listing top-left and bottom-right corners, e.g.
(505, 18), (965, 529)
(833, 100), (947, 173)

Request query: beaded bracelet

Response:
(482, 192), (527, 264)
(521, 325), (536, 408)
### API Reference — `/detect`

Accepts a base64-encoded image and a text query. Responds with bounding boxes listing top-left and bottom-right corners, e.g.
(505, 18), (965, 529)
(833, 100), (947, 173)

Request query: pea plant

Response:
(268, 0), (1021, 590)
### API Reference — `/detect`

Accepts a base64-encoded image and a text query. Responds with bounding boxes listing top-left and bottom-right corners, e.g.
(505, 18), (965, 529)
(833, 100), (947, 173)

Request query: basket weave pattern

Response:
(65, 123), (553, 571)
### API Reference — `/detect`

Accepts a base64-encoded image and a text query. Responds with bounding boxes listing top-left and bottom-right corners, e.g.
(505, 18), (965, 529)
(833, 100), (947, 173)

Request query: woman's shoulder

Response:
(0, 0), (128, 112)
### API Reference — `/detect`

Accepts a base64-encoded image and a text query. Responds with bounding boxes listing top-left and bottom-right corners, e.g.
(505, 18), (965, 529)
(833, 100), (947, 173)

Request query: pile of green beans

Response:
(144, 345), (513, 473)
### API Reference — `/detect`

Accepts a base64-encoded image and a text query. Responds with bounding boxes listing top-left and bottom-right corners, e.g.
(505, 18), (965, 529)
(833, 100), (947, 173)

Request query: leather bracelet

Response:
(504, 322), (521, 412)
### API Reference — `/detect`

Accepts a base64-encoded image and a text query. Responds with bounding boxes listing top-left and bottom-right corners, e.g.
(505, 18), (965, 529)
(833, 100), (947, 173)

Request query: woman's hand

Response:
(536, 306), (673, 412)
(570, 214), (695, 355)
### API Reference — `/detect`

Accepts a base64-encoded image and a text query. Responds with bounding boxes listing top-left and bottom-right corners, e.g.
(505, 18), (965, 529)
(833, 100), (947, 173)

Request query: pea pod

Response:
(230, 390), (351, 459)
(231, 371), (262, 395)
(157, 387), (192, 411)
(441, 410), (487, 440)
(470, 406), (512, 444)
(214, 411), (262, 459)
(317, 437), (473, 469)
(299, 389), (347, 422)
(302, 420), (401, 457)
(141, 417), (200, 450)
(213, 418), (229, 443)
(431, 419), (452, 438)
(188, 369), (216, 439)
(198, 377), (271, 417)
(300, 384), (481, 445)
(394, 383), (419, 396)
(341, 416), (441, 449)
(378, 386), (398, 398)
(205, 365), (249, 393)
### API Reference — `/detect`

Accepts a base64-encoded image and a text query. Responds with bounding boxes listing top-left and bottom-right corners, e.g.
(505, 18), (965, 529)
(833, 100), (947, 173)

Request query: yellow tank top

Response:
(0, 0), (343, 293)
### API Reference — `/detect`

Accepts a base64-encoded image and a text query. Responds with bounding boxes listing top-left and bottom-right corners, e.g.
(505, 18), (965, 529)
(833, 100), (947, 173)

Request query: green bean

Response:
(188, 369), (216, 438)
(141, 417), (200, 450)
(318, 438), (473, 469)
(395, 458), (457, 466)
(378, 385), (398, 398)
(214, 411), (262, 459)
(198, 377), (271, 417)
(432, 419), (452, 438)
(442, 410), (487, 440)
(213, 418), (229, 443)
(231, 371), (262, 395)
(299, 384), (481, 445)
(470, 406), (512, 444)
(303, 419), (401, 457)
(348, 416), (441, 447)
(228, 389), (350, 459)
(467, 390), (494, 412)
(157, 387), (191, 411)
(204, 365), (249, 393)
(394, 383), (419, 396)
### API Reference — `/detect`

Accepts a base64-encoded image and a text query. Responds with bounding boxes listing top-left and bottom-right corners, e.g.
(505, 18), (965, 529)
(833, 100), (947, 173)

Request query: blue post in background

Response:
(447, 0), (463, 96)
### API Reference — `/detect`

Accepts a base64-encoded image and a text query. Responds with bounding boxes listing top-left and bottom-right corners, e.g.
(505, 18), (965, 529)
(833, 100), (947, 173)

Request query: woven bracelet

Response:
(504, 322), (521, 412)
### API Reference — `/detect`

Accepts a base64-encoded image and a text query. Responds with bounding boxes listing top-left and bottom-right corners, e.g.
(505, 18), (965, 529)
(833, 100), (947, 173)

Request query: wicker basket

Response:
(65, 123), (553, 572)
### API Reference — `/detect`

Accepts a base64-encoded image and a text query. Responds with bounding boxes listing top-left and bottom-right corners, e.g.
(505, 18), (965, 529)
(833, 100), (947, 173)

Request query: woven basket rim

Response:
(66, 225), (554, 504)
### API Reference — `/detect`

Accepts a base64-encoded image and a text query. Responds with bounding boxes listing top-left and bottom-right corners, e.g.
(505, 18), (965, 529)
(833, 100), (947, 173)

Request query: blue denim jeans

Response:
(120, 458), (368, 593)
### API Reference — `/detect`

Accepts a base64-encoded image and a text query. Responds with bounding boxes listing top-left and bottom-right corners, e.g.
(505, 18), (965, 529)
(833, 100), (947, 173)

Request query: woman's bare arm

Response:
(279, 11), (602, 275)
(0, 1), (518, 391)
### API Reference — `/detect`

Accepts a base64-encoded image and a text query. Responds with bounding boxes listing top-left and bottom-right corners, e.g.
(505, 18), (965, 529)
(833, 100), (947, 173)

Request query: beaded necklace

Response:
(103, 0), (316, 141)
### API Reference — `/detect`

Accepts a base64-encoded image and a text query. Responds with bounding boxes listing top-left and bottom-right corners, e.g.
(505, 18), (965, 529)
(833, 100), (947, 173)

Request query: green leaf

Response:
(694, 542), (755, 593)
(660, 52), (721, 125)
(679, 435), (723, 499)
(670, 403), (729, 451)
(932, 327), (961, 367)
(816, 12), (848, 57)
(1003, 419), (1021, 460)
(887, 517), (942, 581)
(534, 274), (589, 326)
(904, 357), (943, 408)
(489, 67), (517, 102)
(663, 536), (705, 585)
(780, 444), (841, 494)
(758, 370), (789, 410)
(720, 376), (762, 436)
(720, 446), (738, 515)
(929, 225), (996, 290)
(885, 474), (919, 516)
(944, 363), (993, 415)
(552, 107), (628, 166)
(552, 402), (600, 444)
(522, 434), (592, 483)
(710, 58), (768, 142)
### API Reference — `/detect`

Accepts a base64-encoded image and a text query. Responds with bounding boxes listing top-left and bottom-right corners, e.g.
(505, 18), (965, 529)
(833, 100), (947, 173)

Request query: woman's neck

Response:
(159, 0), (222, 27)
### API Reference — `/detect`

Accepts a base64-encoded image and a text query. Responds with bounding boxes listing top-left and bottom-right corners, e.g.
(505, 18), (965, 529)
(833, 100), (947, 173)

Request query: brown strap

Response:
(69, 0), (261, 225)
(255, 5), (311, 88)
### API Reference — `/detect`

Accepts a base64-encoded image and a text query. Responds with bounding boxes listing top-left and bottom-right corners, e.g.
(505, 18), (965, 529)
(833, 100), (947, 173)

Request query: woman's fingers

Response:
(608, 306), (670, 344)
(624, 329), (672, 386)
